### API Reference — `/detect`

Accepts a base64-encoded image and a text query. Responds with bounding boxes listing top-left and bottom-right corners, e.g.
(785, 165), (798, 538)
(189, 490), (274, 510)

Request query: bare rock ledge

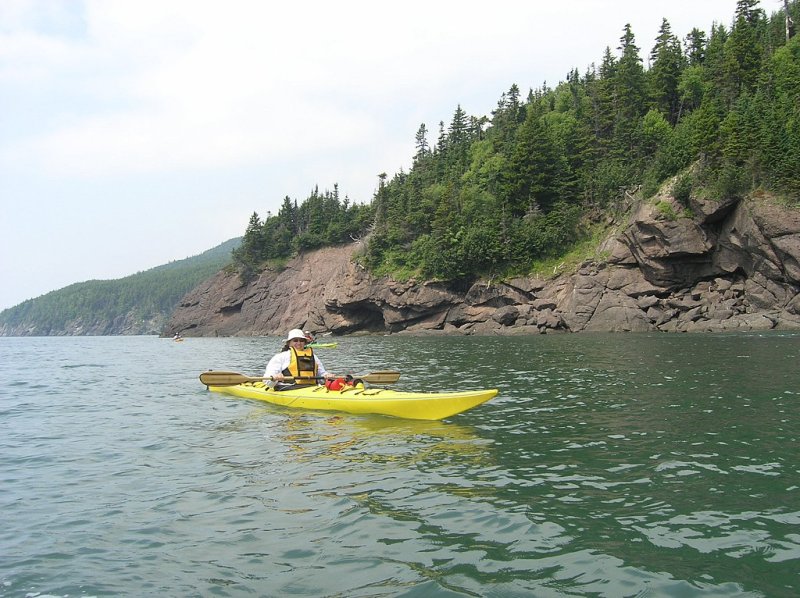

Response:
(167, 195), (800, 336)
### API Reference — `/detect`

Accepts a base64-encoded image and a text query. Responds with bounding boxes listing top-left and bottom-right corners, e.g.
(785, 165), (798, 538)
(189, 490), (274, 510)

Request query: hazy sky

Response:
(1, 0), (743, 311)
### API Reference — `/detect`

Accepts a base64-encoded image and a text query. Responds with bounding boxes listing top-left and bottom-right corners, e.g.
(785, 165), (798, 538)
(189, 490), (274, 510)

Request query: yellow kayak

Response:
(207, 381), (498, 420)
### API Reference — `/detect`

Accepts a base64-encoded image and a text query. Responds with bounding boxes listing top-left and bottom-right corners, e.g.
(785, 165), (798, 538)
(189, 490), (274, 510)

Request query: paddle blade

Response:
(199, 371), (256, 386)
(360, 370), (401, 384)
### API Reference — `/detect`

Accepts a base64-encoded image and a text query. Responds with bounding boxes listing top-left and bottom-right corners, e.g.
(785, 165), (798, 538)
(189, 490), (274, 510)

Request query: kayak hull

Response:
(208, 382), (497, 420)
(307, 342), (337, 348)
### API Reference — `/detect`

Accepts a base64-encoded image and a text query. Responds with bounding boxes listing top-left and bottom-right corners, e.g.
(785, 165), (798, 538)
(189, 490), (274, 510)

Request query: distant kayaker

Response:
(304, 330), (315, 343)
(264, 328), (333, 390)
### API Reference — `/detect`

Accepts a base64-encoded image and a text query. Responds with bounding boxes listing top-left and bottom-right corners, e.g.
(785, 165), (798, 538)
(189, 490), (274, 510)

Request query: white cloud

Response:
(4, 1), (737, 180)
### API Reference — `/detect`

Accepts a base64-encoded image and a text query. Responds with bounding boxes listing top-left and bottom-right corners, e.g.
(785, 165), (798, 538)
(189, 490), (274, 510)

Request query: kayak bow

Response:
(206, 382), (497, 420)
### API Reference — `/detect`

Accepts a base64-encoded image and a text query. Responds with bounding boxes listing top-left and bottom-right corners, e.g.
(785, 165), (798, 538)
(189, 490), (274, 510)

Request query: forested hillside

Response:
(234, 0), (799, 283)
(0, 238), (240, 336)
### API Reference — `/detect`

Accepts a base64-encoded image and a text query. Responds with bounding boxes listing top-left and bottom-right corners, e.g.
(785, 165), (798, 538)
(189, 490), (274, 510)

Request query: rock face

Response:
(166, 195), (800, 336)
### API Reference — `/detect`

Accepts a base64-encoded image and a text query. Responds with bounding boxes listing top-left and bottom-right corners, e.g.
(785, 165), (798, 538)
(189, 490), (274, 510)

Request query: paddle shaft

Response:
(199, 370), (400, 387)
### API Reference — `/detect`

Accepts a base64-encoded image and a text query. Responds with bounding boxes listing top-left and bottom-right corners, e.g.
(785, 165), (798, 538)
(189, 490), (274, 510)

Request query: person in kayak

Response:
(265, 328), (333, 390)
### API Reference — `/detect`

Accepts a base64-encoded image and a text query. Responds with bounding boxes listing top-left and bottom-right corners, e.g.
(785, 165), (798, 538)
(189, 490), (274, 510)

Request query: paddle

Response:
(199, 370), (401, 387)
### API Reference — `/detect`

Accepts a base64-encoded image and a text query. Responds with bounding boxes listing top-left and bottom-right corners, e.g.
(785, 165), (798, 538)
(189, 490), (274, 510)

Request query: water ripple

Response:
(1, 334), (799, 596)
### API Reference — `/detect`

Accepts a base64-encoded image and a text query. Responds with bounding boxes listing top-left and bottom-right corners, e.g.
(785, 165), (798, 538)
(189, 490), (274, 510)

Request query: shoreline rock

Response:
(166, 195), (800, 337)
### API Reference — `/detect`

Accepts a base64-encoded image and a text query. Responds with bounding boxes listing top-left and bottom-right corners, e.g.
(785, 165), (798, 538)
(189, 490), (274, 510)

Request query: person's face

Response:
(289, 338), (307, 348)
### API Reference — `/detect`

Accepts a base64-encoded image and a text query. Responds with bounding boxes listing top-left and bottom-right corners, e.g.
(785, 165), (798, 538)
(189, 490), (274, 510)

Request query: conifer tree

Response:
(448, 105), (469, 144)
(612, 24), (647, 161)
(414, 123), (430, 163)
(490, 84), (524, 151)
(723, 0), (766, 101)
(684, 27), (708, 65)
(650, 18), (685, 123)
(588, 48), (617, 144)
(616, 24), (647, 120)
(505, 101), (563, 215)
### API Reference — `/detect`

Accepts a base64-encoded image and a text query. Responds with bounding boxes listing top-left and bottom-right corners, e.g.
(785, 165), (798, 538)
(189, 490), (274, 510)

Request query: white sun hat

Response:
(286, 328), (307, 342)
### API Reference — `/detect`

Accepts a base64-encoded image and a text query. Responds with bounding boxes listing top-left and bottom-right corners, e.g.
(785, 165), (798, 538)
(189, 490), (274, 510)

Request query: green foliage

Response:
(232, 185), (374, 280)
(0, 238), (241, 335)
(641, 109), (673, 158)
(673, 172), (694, 207)
(242, 0), (800, 286)
(714, 163), (751, 198)
(655, 200), (679, 220)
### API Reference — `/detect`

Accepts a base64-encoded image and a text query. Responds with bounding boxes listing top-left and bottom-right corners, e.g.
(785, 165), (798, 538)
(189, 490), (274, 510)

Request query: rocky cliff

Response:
(166, 193), (800, 336)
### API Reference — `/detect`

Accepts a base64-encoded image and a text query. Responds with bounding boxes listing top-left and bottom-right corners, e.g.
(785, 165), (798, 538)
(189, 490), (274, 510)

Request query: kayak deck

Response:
(208, 382), (497, 420)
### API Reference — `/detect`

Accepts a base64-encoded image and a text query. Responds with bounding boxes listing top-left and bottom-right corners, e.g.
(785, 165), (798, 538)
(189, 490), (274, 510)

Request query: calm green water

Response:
(1, 333), (798, 597)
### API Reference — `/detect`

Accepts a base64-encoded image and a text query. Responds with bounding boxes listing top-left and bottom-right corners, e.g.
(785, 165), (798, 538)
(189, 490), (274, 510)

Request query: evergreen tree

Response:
(490, 84), (524, 151)
(611, 24), (648, 165)
(649, 18), (685, 123)
(448, 104), (469, 144)
(703, 22), (730, 103)
(505, 101), (564, 216)
(616, 24), (647, 121)
(723, 0), (766, 101)
(414, 123), (430, 163)
(445, 105), (471, 177)
(685, 27), (708, 65)
(588, 49), (617, 144)
(435, 121), (447, 153)
(231, 212), (263, 279)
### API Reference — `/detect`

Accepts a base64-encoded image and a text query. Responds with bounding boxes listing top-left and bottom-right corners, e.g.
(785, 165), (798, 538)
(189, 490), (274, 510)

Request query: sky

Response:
(0, 0), (746, 311)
